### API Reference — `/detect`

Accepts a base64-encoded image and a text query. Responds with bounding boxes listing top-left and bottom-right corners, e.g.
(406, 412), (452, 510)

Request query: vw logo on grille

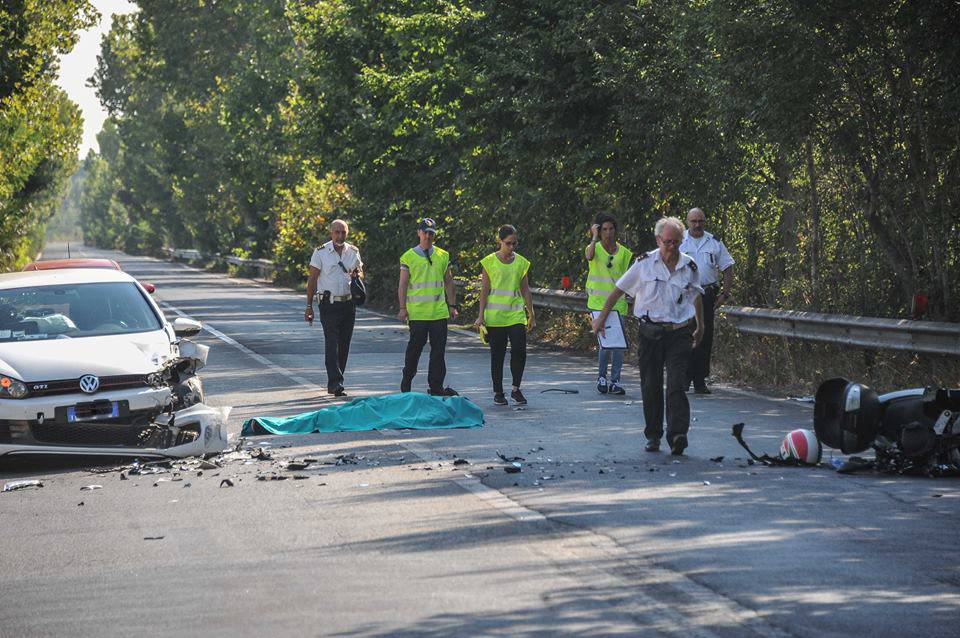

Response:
(79, 374), (101, 394)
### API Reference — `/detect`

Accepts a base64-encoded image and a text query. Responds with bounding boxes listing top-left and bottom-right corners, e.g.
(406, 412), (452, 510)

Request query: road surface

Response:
(1, 243), (958, 637)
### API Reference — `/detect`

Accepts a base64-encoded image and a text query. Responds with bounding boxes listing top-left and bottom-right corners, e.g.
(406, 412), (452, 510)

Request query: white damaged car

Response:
(0, 268), (228, 459)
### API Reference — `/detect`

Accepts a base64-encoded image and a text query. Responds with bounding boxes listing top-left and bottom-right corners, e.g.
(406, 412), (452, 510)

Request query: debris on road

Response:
(504, 462), (523, 474)
(80, 485), (102, 491)
(497, 451), (525, 462)
(539, 388), (579, 394)
(143, 536), (164, 541)
(3, 480), (43, 492)
(199, 460), (221, 470)
(453, 458), (469, 466)
(703, 480), (712, 486)
(250, 447), (272, 460)
(334, 453), (359, 465)
(285, 460), (314, 471)
(710, 456), (725, 463)
(219, 479), (234, 488)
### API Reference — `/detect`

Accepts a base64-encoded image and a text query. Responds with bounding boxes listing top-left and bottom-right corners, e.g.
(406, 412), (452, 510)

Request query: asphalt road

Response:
(1, 243), (958, 638)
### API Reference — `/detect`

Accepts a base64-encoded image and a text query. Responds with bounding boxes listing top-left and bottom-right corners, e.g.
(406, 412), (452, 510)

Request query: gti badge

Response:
(79, 374), (101, 394)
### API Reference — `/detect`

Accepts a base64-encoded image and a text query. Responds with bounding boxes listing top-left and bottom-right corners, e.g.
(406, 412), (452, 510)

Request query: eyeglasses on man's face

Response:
(658, 236), (681, 246)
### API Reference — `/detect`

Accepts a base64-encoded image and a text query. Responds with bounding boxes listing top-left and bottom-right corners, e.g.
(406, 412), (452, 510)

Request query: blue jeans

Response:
(598, 347), (624, 384)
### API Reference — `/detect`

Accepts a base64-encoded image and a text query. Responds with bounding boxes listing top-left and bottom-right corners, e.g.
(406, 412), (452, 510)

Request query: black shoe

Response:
(693, 385), (711, 395)
(645, 439), (661, 452)
(511, 389), (527, 405)
(429, 387), (460, 397)
(670, 434), (688, 456)
(330, 387), (347, 397)
(493, 392), (507, 406)
(400, 379), (411, 393)
(597, 377), (608, 394)
(608, 383), (625, 396)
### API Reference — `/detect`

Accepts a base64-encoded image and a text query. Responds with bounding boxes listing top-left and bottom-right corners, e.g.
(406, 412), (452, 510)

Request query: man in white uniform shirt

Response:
(592, 217), (704, 456)
(304, 219), (363, 397)
(679, 207), (734, 394)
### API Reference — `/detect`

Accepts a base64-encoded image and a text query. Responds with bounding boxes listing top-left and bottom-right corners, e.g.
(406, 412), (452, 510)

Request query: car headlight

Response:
(0, 376), (29, 399)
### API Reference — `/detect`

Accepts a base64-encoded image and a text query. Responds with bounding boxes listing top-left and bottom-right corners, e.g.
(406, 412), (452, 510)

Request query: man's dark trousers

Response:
(688, 286), (717, 386)
(318, 299), (356, 392)
(639, 325), (694, 445)
(402, 319), (447, 392)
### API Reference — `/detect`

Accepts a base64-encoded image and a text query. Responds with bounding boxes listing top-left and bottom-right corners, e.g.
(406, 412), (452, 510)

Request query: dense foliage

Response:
(0, 0), (95, 269)
(80, 1), (959, 319)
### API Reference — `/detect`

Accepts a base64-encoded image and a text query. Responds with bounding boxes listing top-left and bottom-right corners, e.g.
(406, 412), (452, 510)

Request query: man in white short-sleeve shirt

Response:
(679, 207), (735, 394)
(305, 219), (363, 396)
(592, 216), (703, 456)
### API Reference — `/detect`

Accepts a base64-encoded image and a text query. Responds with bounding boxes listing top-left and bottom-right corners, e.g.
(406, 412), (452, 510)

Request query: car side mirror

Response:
(143, 282), (156, 294)
(172, 317), (202, 338)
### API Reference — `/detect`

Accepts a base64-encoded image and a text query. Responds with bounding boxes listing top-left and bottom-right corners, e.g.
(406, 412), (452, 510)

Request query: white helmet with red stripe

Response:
(780, 429), (822, 465)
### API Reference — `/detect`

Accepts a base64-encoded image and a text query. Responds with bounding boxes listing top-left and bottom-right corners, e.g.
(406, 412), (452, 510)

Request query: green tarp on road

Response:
(241, 392), (484, 436)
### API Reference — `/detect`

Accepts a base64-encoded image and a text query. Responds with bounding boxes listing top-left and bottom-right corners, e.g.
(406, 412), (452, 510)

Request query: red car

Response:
(22, 258), (156, 294)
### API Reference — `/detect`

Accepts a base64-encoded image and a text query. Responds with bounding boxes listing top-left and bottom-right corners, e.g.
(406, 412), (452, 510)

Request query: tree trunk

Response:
(805, 139), (821, 311)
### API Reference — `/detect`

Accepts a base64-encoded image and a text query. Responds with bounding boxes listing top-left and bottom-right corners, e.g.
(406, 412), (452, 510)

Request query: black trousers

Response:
(487, 323), (526, 394)
(318, 300), (356, 391)
(639, 324), (694, 444)
(402, 319), (448, 392)
(688, 286), (717, 385)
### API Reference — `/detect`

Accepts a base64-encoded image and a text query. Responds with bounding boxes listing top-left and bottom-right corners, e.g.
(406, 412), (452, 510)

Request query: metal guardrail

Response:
(165, 247), (959, 356)
(721, 306), (960, 357)
(459, 280), (960, 356)
(163, 247), (276, 278)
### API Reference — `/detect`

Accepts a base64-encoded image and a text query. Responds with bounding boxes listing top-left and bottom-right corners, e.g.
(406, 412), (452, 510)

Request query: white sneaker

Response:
(597, 377), (608, 394)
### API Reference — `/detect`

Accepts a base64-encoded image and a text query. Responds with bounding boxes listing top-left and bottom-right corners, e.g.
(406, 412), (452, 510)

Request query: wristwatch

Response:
(448, 303), (460, 311)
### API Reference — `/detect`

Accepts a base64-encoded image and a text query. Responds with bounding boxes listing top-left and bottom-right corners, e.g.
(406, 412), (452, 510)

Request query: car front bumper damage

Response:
(0, 403), (230, 459)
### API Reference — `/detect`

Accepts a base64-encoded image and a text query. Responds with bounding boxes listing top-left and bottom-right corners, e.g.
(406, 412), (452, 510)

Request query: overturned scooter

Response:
(813, 378), (960, 476)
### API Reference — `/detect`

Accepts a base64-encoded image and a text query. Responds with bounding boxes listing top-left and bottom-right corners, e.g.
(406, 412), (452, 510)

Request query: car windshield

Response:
(0, 282), (162, 342)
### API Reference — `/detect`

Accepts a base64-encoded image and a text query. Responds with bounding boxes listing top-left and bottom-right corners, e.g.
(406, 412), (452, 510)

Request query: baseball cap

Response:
(417, 218), (438, 233)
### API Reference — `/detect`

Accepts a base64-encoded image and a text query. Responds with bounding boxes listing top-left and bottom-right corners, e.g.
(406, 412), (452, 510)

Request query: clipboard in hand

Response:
(591, 310), (628, 350)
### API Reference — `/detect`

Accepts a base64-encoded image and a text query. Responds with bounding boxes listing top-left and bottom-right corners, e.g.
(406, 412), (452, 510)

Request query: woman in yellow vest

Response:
(585, 213), (633, 395)
(473, 225), (536, 405)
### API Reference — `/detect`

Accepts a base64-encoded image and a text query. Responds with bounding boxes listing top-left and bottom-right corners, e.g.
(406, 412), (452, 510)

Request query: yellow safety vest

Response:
(401, 246), (450, 321)
(586, 242), (633, 313)
(481, 252), (530, 327)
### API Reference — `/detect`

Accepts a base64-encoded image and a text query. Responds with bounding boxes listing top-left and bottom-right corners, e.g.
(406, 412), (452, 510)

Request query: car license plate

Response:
(67, 402), (120, 423)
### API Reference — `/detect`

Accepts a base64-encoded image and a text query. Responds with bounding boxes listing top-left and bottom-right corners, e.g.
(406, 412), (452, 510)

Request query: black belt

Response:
(643, 318), (693, 331)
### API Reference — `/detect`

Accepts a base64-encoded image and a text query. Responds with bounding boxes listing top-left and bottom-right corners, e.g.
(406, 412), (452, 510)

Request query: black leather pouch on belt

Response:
(637, 319), (667, 340)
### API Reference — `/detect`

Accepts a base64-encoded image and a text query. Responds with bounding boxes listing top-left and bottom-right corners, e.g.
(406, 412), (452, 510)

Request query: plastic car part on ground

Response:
(3, 480), (43, 492)
(241, 392), (484, 436)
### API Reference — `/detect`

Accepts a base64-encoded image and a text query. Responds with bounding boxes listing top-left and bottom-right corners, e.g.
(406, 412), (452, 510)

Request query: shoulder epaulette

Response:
(687, 259), (698, 271)
(636, 253), (650, 262)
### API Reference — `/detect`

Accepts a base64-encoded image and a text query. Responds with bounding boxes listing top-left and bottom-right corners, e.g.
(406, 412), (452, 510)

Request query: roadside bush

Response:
(271, 171), (357, 285)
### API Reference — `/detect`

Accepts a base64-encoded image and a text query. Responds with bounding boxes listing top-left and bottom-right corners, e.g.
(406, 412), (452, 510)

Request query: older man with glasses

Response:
(591, 216), (704, 456)
(679, 207), (735, 394)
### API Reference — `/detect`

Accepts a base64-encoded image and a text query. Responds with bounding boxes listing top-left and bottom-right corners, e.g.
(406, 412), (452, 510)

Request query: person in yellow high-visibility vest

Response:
(398, 218), (460, 396)
(473, 224), (536, 406)
(585, 213), (633, 395)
